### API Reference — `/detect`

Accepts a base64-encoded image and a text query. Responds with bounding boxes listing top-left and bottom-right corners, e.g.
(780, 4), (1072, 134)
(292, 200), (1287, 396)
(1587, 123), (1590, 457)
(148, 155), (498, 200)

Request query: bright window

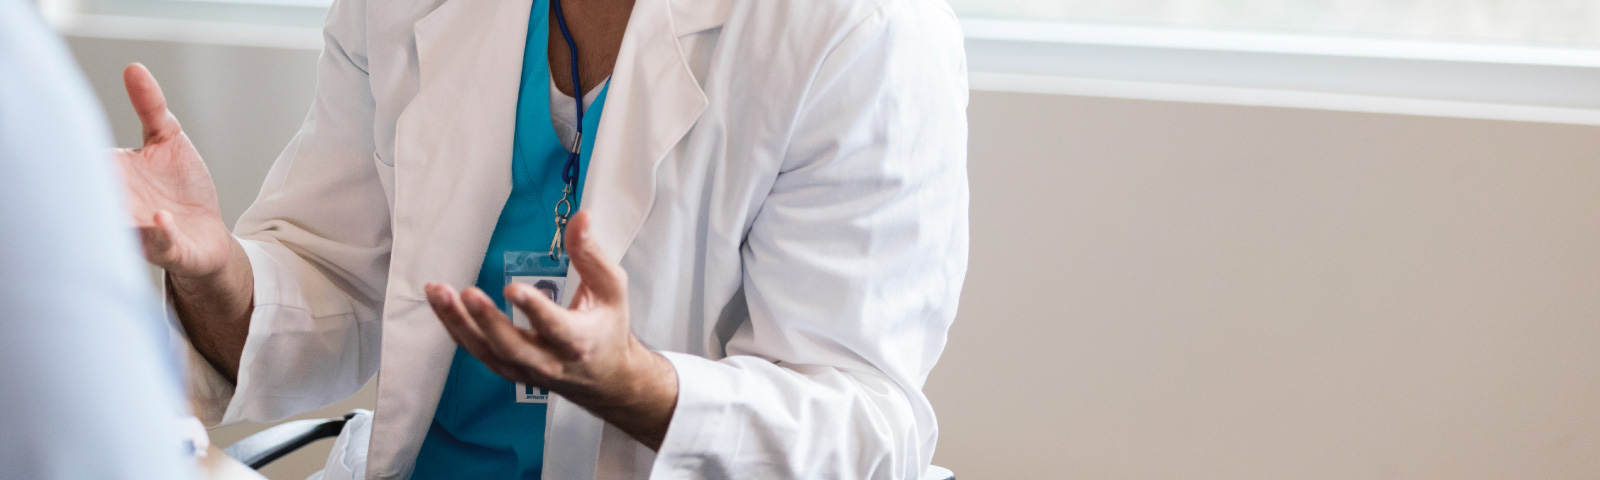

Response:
(948, 0), (1600, 48)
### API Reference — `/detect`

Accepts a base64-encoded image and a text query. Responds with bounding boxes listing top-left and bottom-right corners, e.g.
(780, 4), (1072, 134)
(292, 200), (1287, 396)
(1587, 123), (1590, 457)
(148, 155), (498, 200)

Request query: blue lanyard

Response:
(548, 0), (583, 259)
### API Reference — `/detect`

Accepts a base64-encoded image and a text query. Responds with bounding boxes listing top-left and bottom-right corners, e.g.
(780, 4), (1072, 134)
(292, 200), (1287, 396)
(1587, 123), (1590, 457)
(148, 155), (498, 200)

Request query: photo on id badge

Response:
(505, 250), (570, 404)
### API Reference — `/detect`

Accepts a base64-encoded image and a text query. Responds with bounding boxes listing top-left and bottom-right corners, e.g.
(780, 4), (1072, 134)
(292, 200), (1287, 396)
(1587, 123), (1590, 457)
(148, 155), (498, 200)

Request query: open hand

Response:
(425, 211), (678, 449)
(114, 63), (234, 279)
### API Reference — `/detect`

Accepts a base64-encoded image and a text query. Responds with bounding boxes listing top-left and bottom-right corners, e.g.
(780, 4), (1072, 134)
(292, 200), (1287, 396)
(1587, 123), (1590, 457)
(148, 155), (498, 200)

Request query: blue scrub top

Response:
(411, 0), (608, 477)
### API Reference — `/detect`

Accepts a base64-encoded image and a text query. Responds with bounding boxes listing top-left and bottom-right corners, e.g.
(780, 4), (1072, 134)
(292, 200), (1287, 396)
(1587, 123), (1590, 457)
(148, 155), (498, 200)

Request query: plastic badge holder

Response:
(503, 250), (569, 403)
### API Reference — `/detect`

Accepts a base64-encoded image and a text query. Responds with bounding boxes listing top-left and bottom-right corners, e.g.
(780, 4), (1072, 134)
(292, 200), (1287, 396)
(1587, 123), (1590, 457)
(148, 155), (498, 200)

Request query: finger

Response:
(507, 283), (581, 358)
(137, 210), (179, 264)
(460, 286), (521, 358)
(457, 288), (539, 378)
(426, 284), (493, 358)
(564, 211), (627, 305)
(465, 287), (563, 368)
(122, 63), (180, 144)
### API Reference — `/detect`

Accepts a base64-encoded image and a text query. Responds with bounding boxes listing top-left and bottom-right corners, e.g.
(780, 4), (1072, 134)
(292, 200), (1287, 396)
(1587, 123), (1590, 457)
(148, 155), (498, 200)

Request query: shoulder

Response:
(679, 0), (966, 127)
(724, 0), (961, 48)
(714, 0), (963, 73)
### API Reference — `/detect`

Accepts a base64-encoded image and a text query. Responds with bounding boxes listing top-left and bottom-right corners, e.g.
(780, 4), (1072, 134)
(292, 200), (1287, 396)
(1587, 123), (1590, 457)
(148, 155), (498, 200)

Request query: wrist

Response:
(168, 237), (251, 303)
(167, 237), (254, 384)
(585, 339), (679, 450)
(169, 235), (247, 283)
(630, 344), (679, 413)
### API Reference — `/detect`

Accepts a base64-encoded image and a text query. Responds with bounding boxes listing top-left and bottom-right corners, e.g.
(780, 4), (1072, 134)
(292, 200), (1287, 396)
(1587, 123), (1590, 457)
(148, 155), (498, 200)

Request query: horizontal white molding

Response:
(965, 19), (1600, 126)
(53, 14), (323, 50)
(963, 19), (1600, 69)
(972, 72), (1600, 126)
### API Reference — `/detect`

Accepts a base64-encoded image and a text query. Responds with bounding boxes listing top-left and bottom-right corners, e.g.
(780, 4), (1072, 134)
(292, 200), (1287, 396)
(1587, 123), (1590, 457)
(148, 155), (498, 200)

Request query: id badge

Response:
(504, 250), (570, 404)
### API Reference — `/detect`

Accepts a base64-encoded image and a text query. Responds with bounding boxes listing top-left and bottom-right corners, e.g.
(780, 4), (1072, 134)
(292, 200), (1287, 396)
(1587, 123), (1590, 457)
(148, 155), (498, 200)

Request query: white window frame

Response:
(42, 0), (325, 49)
(42, 0), (1600, 126)
(967, 18), (1600, 125)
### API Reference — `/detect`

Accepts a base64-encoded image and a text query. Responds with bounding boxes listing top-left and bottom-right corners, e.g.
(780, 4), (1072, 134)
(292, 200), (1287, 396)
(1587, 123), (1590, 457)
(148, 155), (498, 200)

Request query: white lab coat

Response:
(181, 0), (969, 477)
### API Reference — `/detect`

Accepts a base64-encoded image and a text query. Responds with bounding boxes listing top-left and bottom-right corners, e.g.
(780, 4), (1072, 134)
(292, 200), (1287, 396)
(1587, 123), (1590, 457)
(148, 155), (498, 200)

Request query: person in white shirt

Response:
(0, 1), (193, 478)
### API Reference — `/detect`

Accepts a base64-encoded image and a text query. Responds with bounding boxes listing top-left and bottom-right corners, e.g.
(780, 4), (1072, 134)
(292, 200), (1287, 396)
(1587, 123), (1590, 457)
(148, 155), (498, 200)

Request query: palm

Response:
(116, 64), (232, 278)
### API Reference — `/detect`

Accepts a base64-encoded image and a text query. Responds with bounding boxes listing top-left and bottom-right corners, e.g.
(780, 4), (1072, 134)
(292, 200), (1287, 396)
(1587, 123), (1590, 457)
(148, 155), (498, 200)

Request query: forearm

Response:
(169, 237), (255, 384)
(579, 344), (679, 450)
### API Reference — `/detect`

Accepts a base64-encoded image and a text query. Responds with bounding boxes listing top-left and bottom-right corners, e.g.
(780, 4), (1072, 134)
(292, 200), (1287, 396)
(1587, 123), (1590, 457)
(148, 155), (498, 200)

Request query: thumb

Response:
(122, 63), (180, 145)
(137, 210), (182, 266)
(565, 211), (626, 305)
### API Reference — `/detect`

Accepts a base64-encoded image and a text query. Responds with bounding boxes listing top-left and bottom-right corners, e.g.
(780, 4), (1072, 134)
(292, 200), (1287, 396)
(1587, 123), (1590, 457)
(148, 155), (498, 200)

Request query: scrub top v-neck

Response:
(410, 0), (609, 477)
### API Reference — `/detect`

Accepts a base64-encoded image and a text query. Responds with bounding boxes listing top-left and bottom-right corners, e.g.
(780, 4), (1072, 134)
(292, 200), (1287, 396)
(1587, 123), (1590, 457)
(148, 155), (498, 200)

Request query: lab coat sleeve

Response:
(183, 0), (387, 426)
(649, 1), (969, 478)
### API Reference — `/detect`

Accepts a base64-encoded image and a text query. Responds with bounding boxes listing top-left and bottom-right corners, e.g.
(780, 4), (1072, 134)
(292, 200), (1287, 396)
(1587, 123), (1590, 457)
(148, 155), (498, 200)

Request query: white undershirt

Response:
(549, 76), (608, 153)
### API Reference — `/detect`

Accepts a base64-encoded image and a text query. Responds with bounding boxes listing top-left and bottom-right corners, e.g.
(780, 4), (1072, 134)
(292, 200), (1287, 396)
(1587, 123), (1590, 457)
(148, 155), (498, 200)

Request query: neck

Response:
(548, 0), (634, 97)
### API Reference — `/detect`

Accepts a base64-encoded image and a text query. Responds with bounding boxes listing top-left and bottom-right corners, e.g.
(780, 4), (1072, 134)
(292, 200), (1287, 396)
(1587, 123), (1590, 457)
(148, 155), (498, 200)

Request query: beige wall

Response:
(926, 92), (1600, 479)
(67, 36), (1600, 480)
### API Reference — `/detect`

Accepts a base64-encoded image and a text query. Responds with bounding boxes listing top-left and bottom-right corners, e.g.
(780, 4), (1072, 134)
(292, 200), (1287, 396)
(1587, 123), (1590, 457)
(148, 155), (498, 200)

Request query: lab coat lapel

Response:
(546, 0), (709, 477)
(374, 0), (532, 477)
(579, 0), (709, 261)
